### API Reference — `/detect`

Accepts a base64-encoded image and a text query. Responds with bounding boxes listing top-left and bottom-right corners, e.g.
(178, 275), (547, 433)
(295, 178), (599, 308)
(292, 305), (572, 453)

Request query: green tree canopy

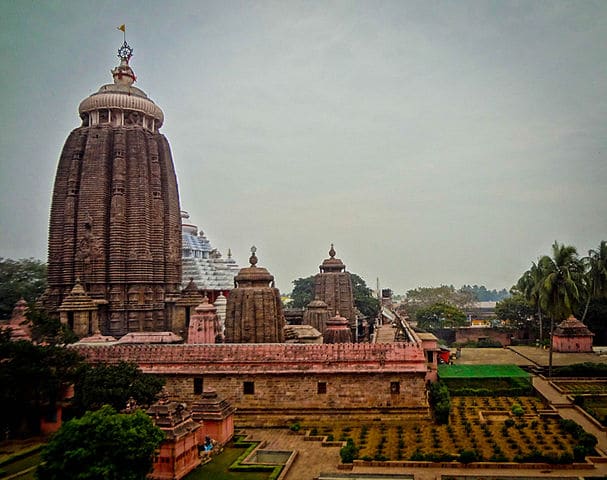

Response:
(72, 361), (164, 416)
(36, 405), (164, 480)
(581, 240), (607, 322)
(415, 303), (467, 330)
(350, 273), (380, 318)
(538, 242), (584, 324)
(460, 284), (509, 301)
(0, 338), (82, 436)
(0, 257), (47, 319)
(289, 276), (315, 308)
(495, 294), (534, 326)
(405, 285), (474, 319)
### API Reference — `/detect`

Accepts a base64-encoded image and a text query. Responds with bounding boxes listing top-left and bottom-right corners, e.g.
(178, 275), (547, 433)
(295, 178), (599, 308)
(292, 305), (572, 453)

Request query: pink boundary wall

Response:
(74, 342), (428, 374)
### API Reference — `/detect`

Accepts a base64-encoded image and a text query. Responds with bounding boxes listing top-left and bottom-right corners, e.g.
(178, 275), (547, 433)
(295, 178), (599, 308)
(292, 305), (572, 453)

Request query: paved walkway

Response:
(240, 428), (342, 480)
(374, 324), (397, 343)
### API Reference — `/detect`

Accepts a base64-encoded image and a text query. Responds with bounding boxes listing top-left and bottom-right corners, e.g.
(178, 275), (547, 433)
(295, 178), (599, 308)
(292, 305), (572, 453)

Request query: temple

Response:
(51, 40), (437, 431)
(553, 315), (594, 353)
(313, 245), (358, 338)
(147, 389), (201, 480)
(224, 247), (285, 343)
(43, 40), (182, 337)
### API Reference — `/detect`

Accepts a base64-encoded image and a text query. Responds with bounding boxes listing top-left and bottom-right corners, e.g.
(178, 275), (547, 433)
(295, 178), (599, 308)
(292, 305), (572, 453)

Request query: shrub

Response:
(511, 404), (524, 417)
(428, 381), (451, 425)
(459, 449), (479, 464)
(340, 438), (358, 464)
(290, 422), (301, 432)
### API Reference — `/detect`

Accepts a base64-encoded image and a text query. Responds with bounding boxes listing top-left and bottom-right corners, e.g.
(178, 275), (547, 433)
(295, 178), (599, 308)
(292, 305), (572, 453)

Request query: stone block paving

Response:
(240, 428), (342, 480)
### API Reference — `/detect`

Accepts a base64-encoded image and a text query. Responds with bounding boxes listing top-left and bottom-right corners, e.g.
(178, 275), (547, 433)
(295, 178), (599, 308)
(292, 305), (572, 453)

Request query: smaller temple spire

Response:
(329, 243), (336, 258)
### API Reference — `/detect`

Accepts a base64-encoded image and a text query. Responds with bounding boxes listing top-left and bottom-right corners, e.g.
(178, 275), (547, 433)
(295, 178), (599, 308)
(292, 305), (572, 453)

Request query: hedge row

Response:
(228, 437), (283, 480)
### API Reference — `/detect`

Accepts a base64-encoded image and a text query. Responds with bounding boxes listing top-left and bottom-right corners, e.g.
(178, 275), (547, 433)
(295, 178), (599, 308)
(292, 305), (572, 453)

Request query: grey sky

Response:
(1, 1), (606, 294)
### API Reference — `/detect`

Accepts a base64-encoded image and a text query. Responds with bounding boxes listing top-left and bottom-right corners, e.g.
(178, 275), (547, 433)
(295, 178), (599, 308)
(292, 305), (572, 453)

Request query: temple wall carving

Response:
(45, 124), (181, 337)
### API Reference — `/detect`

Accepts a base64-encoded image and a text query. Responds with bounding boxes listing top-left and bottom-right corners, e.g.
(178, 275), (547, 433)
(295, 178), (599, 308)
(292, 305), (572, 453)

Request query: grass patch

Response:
(184, 437), (281, 480)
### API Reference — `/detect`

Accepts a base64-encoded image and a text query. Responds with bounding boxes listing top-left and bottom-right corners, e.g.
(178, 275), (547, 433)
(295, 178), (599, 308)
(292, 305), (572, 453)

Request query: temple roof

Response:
(181, 211), (239, 291)
(319, 244), (346, 273)
(117, 332), (183, 344)
(234, 246), (275, 287)
(554, 315), (594, 337)
(58, 280), (97, 311)
(307, 297), (329, 309)
(147, 391), (199, 440)
(195, 296), (217, 314)
(78, 40), (164, 126)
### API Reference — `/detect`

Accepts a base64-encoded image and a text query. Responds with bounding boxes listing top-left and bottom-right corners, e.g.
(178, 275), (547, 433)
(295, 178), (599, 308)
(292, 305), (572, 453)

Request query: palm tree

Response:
(538, 242), (584, 377)
(516, 262), (544, 341)
(581, 240), (607, 322)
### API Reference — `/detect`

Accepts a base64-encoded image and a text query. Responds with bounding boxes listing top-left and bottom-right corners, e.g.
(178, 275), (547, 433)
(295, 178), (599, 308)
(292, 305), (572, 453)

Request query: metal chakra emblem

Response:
(117, 41), (133, 60)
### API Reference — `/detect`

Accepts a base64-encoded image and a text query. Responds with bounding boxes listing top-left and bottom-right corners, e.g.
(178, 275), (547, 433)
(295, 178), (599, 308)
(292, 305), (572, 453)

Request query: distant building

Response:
(465, 301), (497, 323)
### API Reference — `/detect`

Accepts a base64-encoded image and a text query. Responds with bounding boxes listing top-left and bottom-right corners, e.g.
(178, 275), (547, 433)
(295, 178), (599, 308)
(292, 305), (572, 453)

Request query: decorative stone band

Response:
(74, 342), (428, 374)
(79, 88), (164, 130)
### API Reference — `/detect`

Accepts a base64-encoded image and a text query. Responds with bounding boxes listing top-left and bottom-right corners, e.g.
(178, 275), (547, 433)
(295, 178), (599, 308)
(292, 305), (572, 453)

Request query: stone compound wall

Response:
(76, 343), (429, 424)
(166, 371), (426, 410)
(455, 327), (512, 346)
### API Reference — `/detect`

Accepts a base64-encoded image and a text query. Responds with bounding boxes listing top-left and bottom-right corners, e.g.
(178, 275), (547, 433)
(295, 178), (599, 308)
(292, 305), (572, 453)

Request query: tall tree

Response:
(289, 276), (315, 308)
(516, 262), (545, 340)
(495, 294), (534, 329)
(581, 240), (607, 322)
(0, 258), (47, 319)
(538, 242), (584, 377)
(405, 285), (474, 318)
(415, 303), (467, 330)
(0, 338), (82, 436)
(36, 405), (164, 480)
(72, 362), (164, 416)
(350, 273), (380, 318)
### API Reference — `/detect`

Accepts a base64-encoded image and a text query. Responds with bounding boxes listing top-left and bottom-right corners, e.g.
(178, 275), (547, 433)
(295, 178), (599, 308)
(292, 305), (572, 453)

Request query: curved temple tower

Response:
(224, 247), (285, 343)
(313, 244), (356, 329)
(43, 40), (182, 337)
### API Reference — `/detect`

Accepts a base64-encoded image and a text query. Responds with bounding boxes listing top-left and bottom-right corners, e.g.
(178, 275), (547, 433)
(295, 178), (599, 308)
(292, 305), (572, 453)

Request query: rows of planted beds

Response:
(555, 379), (607, 426)
(303, 396), (595, 464)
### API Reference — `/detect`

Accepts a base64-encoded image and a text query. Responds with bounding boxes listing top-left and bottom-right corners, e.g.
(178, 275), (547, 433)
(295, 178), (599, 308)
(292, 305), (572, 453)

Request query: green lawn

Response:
(184, 441), (273, 480)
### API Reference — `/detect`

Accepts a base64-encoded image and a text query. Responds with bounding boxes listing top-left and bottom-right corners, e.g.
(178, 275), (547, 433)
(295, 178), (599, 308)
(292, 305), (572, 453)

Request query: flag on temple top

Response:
(117, 24), (126, 32)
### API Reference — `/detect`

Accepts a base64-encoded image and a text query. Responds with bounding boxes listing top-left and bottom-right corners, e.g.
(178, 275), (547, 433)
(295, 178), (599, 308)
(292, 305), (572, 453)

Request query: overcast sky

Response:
(1, 1), (606, 294)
